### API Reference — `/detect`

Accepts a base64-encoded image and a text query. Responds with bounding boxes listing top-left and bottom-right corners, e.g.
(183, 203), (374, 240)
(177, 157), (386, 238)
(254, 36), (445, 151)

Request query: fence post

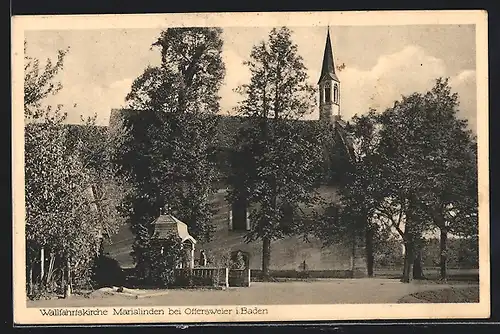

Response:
(225, 268), (229, 288)
(247, 268), (251, 287)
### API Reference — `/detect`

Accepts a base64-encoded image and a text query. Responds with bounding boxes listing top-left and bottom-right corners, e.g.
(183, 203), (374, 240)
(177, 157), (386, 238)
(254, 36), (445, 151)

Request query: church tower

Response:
(318, 28), (340, 123)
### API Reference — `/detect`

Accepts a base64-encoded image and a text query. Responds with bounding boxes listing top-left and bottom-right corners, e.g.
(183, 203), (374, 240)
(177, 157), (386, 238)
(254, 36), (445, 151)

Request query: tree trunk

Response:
(440, 228), (448, 280)
(64, 256), (72, 298)
(413, 249), (424, 279)
(29, 262), (34, 297)
(262, 237), (271, 281)
(365, 226), (374, 277)
(402, 198), (418, 283)
(46, 253), (55, 286)
(40, 247), (45, 284)
(401, 242), (414, 283)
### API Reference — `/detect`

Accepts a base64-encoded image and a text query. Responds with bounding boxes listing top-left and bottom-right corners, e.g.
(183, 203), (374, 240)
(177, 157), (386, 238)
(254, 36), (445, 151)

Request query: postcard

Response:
(12, 10), (489, 324)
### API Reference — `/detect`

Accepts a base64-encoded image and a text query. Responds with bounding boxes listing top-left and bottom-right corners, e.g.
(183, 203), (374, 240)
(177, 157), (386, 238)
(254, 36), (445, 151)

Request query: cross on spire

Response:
(161, 204), (172, 215)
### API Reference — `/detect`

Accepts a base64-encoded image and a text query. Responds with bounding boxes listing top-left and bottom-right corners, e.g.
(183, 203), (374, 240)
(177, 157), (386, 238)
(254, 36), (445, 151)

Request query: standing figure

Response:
(200, 250), (207, 267)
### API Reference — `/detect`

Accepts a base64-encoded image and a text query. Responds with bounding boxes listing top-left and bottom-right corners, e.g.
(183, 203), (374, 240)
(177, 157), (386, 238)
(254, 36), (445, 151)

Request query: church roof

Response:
(109, 108), (355, 164)
(152, 214), (197, 244)
(318, 29), (339, 84)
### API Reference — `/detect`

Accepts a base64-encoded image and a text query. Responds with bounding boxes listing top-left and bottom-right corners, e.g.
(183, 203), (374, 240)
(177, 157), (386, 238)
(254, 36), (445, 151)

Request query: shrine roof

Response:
(152, 214), (197, 244)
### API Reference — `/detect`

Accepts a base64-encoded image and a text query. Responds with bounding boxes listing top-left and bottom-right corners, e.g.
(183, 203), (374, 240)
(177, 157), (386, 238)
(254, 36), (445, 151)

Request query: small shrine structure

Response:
(152, 213), (197, 269)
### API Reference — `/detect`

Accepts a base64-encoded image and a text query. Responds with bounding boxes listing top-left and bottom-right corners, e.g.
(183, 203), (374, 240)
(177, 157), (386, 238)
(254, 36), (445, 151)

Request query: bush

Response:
(374, 237), (404, 267)
(91, 254), (125, 288)
(297, 271), (310, 279)
(149, 235), (183, 287)
(28, 283), (54, 301)
(231, 251), (246, 269)
(173, 272), (216, 288)
(421, 237), (479, 268)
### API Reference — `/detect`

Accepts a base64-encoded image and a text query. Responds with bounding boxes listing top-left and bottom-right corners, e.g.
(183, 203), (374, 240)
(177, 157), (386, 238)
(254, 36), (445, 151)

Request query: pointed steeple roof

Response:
(318, 28), (339, 84)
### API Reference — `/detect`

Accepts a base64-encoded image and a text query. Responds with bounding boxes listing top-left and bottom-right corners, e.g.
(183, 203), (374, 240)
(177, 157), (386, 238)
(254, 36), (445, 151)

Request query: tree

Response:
(25, 115), (112, 296)
(24, 41), (127, 297)
(340, 112), (380, 277)
(312, 78), (477, 282)
(229, 27), (322, 280)
(118, 28), (226, 280)
(24, 42), (76, 296)
(373, 93), (439, 282)
(24, 41), (67, 120)
(372, 78), (477, 282)
(313, 111), (383, 277)
(315, 108), (431, 282)
(402, 78), (478, 280)
(373, 229), (404, 268)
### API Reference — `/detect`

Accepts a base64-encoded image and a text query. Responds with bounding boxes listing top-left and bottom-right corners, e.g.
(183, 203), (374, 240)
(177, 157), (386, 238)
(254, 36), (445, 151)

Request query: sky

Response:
(24, 24), (477, 132)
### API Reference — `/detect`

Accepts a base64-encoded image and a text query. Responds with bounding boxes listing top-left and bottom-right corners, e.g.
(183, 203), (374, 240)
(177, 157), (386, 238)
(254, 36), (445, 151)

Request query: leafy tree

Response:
(66, 116), (131, 249)
(24, 41), (67, 120)
(373, 93), (438, 282)
(26, 113), (90, 296)
(315, 107), (437, 281)
(24, 41), (126, 297)
(313, 111), (380, 277)
(372, 78), (477, 282)
(118, 28), (226, 280)
(24, 42), (70, 296)
(340, 112), (380, 276)
(314, 78), (477, 282)
(229, 27), (322, 279)
(402, 78), (478, 279)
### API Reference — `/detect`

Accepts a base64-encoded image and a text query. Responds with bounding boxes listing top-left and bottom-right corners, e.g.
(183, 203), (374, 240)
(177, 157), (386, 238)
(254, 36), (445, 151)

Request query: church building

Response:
(105, 28), (368, 278)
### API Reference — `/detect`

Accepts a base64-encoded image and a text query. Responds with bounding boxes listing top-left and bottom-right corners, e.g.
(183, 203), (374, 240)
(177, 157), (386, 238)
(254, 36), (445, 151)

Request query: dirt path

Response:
(27, 279), (479, 308)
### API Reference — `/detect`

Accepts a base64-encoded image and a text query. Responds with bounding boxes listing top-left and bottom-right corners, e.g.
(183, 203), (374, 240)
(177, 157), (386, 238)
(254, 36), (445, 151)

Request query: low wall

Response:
(229, 269), (251, 287)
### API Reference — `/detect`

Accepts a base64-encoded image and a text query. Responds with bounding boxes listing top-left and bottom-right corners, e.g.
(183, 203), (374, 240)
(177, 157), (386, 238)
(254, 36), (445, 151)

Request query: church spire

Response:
(318, 27), (341, 123)
(318, 28), (339, 84)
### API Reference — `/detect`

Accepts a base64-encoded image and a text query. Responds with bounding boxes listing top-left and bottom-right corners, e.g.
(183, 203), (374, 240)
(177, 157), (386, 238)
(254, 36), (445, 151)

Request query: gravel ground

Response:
(27, 278), (479, 308)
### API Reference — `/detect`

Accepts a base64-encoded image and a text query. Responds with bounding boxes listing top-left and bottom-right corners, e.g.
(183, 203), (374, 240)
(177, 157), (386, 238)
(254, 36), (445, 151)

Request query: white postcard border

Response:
(12, 10), (490, 324)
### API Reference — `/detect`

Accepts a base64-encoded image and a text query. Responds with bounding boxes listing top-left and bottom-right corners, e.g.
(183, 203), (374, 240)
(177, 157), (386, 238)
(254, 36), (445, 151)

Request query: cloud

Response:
(219, 48), (251, 114)
(25, 29), (162, 126)
(44, 77), (134, 125)
(340, 45), (446, 118)
(218, 43), (477, 133)
(334, 45), (476, 132)
(32, 31), (476, 132)
(450, 70), (477, 132)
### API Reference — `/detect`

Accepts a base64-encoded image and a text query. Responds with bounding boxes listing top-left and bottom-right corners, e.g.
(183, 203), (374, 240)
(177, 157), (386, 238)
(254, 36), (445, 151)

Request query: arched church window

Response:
(325, 82), (331, 103)
(333, 84), (339, 104)
(230, 196), (248, 231)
